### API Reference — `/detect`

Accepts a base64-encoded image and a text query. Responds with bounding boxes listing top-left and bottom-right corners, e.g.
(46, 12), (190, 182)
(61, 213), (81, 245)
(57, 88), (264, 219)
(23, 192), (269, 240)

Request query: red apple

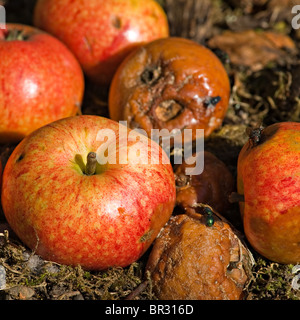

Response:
(1, 115), (176, 270)
(237, 122), (300, 264)
(0, 23), (84, 143)
(33, 0), (169, 86)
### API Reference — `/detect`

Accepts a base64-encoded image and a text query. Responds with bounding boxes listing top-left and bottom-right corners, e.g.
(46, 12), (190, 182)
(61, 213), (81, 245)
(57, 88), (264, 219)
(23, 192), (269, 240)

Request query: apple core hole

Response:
(16, 153), (25, 162)
(111, 15), (122, 29)
(155, 99), (184, 122)
(141, 66), (162, 85)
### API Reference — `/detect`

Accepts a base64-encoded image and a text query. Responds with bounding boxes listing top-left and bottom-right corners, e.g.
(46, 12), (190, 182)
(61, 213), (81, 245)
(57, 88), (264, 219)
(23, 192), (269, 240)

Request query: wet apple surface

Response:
(109, 37), (230, 140)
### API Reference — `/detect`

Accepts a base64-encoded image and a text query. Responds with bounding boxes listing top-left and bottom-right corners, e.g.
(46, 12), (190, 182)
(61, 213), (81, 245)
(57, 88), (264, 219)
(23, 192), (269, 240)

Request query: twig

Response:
(57, 290), (81, 300)
(125, 280), (149, 300)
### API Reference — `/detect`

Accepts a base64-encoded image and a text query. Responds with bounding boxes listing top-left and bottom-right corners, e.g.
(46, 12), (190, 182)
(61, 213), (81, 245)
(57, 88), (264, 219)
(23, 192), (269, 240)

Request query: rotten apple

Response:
(0, 24), (84, 143)
(175, 151), (234, 215)
(237, 122), (300, 264)
(33, 0), (169, 86)
(146, 213), (254, 300)
(109, 37), (230, 140)
(1, 115), (176, 270)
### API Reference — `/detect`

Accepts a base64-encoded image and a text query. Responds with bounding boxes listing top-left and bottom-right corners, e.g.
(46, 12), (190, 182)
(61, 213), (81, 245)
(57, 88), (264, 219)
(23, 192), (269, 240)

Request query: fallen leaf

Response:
(208, 30), (297, 71)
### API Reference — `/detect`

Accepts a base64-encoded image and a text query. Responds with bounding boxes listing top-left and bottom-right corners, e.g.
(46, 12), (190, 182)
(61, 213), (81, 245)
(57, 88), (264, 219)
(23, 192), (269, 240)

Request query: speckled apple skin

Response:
(237, 122), (300, 264)
(0, 24), (84, 143)
(1, 115), (176, 270)
(34, 0), (169, 85)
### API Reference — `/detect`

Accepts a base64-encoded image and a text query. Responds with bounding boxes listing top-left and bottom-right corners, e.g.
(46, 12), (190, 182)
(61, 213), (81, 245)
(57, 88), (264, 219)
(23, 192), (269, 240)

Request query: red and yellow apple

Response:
(1, 115), (176, 270)
(237, 122), (300, 264)
(33, 0), (169, 86)
(0, 24), (84, 144)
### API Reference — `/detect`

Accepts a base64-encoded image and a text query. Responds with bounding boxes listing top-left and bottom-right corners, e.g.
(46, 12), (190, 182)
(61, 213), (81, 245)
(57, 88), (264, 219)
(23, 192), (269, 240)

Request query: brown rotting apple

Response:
(175, 151), (235, 214)
(146, 213), (254, 300)
(109, 37), (231, 141)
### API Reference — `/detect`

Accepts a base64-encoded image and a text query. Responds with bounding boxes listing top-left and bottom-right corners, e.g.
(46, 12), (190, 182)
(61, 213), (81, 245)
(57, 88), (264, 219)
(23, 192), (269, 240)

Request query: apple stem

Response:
(5, 29), (29, 41)
(85, 152), (97, 176)
(229, 192), (245, 203)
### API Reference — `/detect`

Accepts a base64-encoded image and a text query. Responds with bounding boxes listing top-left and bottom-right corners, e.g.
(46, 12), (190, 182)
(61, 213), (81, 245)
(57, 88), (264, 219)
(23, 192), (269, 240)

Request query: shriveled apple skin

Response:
(1, 116), (176, 270)
(174, 151), (234, 214)
(146, 214), (253, 300)
(237, 122), (300, 264)
(109, 37), (230, 139)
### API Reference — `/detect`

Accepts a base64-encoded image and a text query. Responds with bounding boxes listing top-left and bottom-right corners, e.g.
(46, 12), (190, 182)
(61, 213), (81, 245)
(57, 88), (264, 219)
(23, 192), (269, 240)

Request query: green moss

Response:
(246, 258), (300, 300)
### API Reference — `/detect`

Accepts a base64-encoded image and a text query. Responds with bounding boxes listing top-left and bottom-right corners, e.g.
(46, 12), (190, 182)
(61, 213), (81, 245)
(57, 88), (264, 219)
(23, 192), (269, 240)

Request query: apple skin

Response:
(237, 122), (300, 264)
(1, 115), (176, 270)
(108, 37), (230, 140)
(33, 0), (169, 86)
(0, 24), (84, 144)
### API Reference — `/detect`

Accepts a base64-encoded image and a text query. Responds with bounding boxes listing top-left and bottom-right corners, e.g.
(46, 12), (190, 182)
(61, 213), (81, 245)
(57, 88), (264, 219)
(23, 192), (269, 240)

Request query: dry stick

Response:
(57, 290), (81, 300)
(125, 280), (149, 300)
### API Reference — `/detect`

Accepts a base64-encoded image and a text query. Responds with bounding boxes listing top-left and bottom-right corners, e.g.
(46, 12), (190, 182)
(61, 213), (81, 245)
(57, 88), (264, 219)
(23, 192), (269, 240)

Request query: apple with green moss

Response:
(237, 122), (300, 264)
(34, 0), (169, 86)
(0, 24), (84, 143)
(1, 115), (176, 270)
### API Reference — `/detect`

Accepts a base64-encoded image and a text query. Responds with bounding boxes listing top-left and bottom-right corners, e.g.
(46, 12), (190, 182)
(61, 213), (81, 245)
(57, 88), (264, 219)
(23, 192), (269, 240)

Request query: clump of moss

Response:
(0, 232), (152, 300)
(246, 257), (300, 300)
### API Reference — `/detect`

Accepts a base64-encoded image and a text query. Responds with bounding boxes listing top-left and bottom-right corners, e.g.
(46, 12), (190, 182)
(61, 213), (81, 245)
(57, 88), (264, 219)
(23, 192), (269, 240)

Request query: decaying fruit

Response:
(146, 213), (254, 300)
(237, 122), (300, 264)
(109, 37), (230, 140)
(175, 151), (234, 214)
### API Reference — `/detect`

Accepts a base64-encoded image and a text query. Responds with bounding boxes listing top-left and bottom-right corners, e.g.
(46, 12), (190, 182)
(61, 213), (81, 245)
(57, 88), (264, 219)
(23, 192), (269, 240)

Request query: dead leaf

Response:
(208, 30), (297, 71)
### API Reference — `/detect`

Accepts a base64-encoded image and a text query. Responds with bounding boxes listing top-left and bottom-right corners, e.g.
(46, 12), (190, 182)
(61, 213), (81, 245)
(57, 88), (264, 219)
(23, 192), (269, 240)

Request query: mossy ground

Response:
(1, 0), (300, 300)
